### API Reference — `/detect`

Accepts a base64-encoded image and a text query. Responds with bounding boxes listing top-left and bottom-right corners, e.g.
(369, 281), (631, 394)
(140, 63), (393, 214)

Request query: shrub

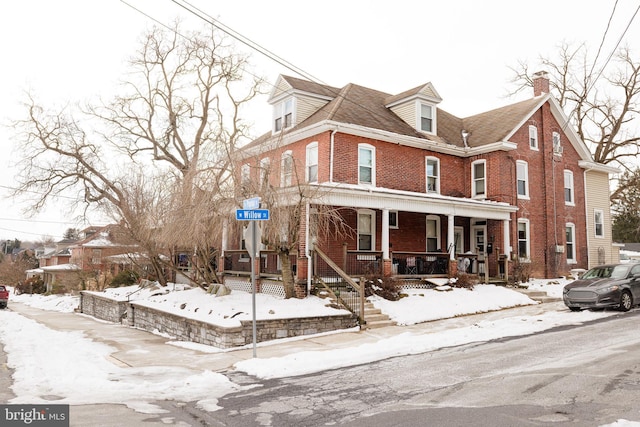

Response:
(364, 276), (403, 301)
(510, 260), (533, 285)
(449, 273), (476, 290)
(15, 276), (46, 295)
(110, 270), (140, 287)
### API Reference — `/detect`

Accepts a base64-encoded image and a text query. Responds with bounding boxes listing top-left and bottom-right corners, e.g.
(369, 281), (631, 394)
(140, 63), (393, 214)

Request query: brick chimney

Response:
(532, 71), (550, 96)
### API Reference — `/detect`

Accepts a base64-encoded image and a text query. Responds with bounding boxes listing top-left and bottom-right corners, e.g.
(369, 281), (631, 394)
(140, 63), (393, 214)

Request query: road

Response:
(201, 310), (640, 427)
(2, 303), (640, 426)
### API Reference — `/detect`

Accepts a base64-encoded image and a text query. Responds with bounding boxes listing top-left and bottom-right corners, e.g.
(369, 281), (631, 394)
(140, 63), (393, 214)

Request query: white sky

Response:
(1, 0), (639, 241)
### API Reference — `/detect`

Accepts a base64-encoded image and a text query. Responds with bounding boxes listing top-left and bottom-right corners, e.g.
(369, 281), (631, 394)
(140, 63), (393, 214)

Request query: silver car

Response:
(563, 263), (640, 312)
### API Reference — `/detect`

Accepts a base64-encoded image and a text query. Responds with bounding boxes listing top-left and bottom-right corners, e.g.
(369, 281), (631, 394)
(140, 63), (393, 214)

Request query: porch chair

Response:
(406, 256), (417, 274)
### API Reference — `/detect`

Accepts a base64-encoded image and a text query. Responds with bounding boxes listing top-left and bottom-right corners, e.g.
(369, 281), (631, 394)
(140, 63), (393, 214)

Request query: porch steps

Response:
(513, 288), (561, 304)
(362, 302), (396, 329)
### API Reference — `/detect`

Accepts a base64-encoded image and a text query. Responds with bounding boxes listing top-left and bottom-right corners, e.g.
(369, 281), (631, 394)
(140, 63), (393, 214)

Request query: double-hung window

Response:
(274, 98), (294, 132)
(529, 125), (538, 149)
(358, 210), (375, 251)
(358, 144), (375, 185)
(420, 104), (434, 133)
(564, 170), (574, 205)
(518, 219), (530, 261)
(566, 223), (576, 263)
(516, 161), (529, 199)
(241, 163), (251, 187)
(472, 160), (486, 198)
(553, 131), (562, 154)
(281, 151), (293, 187)
(426, 215), (440, 252)
(594, 209), (604, 238)
(306, 142), (318, 183)
(259, 157), (270, 189)
(426, 157), (439, 193)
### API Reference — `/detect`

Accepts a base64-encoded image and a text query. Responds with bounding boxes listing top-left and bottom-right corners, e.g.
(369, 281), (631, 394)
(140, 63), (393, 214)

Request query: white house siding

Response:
(390, 103), (416, 129)
(584, 170), (614, 267)
(296, 96), (330, 125)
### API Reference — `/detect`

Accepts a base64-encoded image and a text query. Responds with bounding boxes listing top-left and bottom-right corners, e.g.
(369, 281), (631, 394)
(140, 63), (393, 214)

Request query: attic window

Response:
(274, 98), (294, 132)
(419, 103), (435, 134)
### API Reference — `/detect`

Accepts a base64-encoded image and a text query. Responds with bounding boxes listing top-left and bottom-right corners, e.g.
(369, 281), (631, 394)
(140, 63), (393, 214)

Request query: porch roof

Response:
(296, 183), (517, 220)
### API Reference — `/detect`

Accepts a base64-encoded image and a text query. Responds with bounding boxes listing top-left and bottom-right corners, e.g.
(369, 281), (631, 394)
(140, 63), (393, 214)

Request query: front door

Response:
(471, 225), (486, 274)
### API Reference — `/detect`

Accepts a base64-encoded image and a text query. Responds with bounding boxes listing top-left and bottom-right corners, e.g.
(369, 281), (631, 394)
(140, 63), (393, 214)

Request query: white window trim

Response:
(259, 157), (270, 188)
(564, 169), (575, 206)
(594, 209), (605, 238)
(566, 222), (577, 264)
(426, 215), (441, 252)
(426, 156), (440, 194)
(529, 125), (539, 150)
(517, 219), (530, 262)
(516, 160), (529, 199)
(273, 97), (295, 133)
(306, 142), (318, 183)
(241, 163), (251, 187)
(389, 210), (399, 229)
(280, 150), (293, 187)
(357, 209), (376, 251)
(472, 159), (486, 199)
(415, 101), (437, 134)
(553, 131), (563, 155)
(358, 143), (376, 186)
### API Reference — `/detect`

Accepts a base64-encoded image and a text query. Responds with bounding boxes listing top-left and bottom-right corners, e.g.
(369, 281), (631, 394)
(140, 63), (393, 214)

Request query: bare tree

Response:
(239, 155), (351, 298)
(509, 43), (640, 183)
(12, 22), (264, 287)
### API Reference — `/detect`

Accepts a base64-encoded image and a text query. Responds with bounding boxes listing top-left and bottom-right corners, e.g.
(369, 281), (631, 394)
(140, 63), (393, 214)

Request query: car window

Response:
(631, 264), (640, 276)
(611, 266), (630, 279)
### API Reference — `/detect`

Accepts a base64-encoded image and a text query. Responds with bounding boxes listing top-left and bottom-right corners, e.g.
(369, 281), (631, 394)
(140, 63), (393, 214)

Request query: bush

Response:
(510, 260), (533, 285)
(449, 273), (477, 290)
(15, 276), (46, 295)
(110, 270), (140, 287)
(364, 276), (403, 301)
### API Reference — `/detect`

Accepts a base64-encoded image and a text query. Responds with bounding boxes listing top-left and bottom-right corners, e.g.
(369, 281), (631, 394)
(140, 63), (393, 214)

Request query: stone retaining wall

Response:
(80, 291), (357, 349)
(80, 292), (129, 323)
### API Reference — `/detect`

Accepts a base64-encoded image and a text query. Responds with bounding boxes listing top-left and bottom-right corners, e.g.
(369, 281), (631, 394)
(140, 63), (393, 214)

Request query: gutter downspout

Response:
(305, 201), (312, 293)
(329, 129), (337, 183)
(583, 169), (591, 266)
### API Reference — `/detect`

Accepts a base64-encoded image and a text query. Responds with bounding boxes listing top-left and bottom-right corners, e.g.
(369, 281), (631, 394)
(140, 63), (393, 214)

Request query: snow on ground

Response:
(1, 277), (637, 426)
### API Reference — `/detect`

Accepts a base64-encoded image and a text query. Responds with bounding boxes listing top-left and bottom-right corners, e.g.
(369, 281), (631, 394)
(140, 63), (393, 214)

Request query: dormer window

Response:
(420, 103), (434, 133)
(274, 98), (294, 132)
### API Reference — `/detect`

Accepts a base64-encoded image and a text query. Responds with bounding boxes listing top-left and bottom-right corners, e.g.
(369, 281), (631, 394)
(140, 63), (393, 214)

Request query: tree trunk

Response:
(279, 249), (296, 299)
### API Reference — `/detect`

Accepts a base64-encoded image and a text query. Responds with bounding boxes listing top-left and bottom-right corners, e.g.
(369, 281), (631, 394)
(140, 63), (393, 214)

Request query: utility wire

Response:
(171, 0), (328, 86)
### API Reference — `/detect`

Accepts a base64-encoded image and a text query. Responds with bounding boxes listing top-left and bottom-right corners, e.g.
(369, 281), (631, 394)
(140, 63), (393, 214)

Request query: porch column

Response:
(381, 208), (390, 260)
(503, 219), (510, 282)
(447, 214), (455, 260)
(381, 208), (392, 276)
(219, 218), (228, 274)
(503, 219), (510, 257)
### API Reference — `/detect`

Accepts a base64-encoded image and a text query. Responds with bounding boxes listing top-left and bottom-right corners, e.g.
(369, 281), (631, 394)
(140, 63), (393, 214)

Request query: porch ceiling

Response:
(302, 183), (517, 220)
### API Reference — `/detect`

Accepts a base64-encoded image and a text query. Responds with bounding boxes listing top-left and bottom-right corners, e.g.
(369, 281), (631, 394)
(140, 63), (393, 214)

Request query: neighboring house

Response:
(229, 71), (618, 288)
(69, 225), (136, 275)
(29, 225), (138, 291)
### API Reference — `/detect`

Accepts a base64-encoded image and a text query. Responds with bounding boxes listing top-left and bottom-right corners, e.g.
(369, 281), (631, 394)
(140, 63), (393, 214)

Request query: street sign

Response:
(243, 197), (261, 210)
(236, 209), (270, 220)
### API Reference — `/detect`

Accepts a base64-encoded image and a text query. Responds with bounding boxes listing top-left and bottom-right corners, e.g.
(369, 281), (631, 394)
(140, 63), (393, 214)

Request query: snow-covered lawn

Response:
(2, 277), (638, 427)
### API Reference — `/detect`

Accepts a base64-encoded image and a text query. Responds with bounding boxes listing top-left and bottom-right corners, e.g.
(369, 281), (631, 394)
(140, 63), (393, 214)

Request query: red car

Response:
(0, 285), (8, 309)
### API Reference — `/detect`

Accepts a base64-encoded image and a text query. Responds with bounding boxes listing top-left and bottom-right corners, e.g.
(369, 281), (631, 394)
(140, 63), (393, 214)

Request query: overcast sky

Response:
(1, 0), (639, 242)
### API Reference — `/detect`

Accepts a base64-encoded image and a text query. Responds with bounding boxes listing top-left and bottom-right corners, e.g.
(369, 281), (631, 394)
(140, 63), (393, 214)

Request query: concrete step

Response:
(513, 288), (561, 303)
(364, 319), (397, 329)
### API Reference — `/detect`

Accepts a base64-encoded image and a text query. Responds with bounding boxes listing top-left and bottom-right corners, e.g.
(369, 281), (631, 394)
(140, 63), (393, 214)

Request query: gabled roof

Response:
(252, 75), (598, 164)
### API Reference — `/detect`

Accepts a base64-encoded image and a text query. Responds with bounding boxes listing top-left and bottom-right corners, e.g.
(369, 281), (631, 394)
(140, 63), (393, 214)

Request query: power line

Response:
(170, 0), (328, 86)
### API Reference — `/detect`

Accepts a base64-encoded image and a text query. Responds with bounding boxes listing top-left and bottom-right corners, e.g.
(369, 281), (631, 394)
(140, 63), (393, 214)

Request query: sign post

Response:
(236, 198), (269, 357)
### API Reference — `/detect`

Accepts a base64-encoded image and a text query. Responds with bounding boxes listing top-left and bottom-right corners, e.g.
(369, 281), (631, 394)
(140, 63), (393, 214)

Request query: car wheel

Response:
(569, 307), (582, 312)
(619, 291), (633, 312)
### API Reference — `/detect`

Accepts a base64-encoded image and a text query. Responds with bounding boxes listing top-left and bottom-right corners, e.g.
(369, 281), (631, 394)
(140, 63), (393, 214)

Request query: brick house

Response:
(230, 72), (618, 289)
